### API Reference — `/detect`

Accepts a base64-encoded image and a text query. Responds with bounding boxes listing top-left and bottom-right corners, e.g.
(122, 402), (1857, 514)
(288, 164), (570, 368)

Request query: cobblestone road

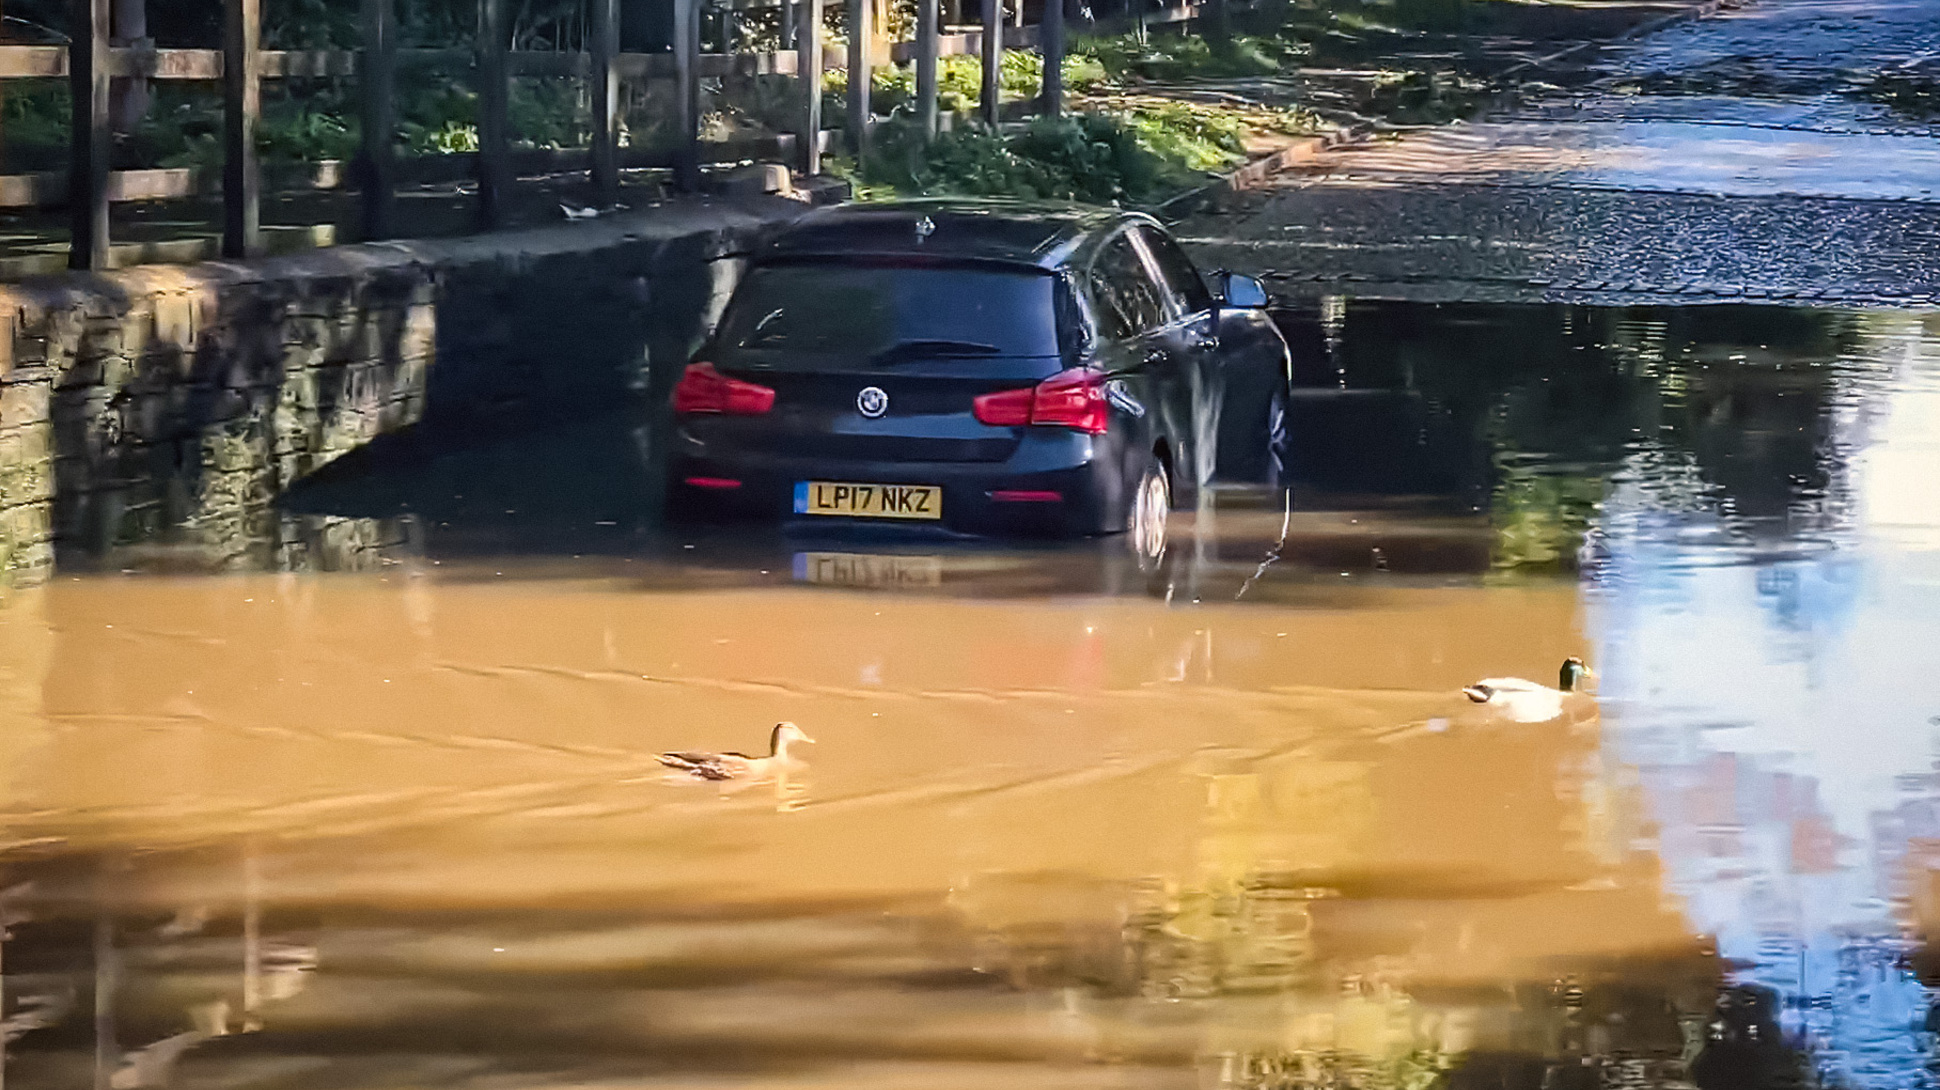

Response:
(1181, 0), (1940, 306)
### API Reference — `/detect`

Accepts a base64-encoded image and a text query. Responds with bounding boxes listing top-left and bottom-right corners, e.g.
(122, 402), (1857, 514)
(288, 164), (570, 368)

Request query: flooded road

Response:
(6, 300), (1940, 1088)
(1186, 0), (1940, 306)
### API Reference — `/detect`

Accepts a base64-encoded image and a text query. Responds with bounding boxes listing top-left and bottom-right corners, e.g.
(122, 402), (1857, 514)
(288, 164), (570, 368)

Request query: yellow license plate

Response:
(793, 481), (942, 520)
(793, 552), (945, 588)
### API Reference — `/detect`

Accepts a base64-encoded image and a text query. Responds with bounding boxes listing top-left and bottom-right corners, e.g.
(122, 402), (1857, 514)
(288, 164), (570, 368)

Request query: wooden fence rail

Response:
(11, 0), (1203, 272)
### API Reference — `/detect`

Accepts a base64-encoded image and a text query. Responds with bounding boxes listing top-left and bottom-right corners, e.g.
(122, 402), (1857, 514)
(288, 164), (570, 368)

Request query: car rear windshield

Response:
(715, 261), (1061, 366)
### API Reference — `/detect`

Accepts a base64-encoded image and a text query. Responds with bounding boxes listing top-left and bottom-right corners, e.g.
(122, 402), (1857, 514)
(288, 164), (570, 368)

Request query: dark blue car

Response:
(666, 199), (1291, 561)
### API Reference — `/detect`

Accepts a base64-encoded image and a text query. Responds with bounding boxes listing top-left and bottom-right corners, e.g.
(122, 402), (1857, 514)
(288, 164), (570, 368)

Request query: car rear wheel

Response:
(1129, 456), (1171, 569)
(1265, 385), (1291, 489)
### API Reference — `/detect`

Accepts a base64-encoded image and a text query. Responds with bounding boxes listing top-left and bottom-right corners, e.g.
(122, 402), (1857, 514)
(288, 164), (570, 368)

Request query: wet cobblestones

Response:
(1184, 182), (1940, 305)
(1183, 0), (1940, 306)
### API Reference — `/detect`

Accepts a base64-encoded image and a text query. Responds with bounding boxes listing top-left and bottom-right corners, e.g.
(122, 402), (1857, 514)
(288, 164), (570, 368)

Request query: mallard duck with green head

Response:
(1462, 658), (1594, 723)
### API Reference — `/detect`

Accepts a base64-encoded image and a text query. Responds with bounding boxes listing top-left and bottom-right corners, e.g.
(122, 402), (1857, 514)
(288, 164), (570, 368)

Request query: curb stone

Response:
(1153, 124), (1373, 219)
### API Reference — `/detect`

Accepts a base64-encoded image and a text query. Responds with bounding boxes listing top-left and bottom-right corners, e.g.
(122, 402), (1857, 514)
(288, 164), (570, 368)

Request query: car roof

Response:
(759, 199), (1150, 270)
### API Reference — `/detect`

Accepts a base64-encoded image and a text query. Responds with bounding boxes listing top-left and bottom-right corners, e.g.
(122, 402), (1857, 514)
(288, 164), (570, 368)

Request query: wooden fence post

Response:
(798, 0), (822, 174)
(1204, 0), (1229, 53)
(1040, 0), (1062, 117)
(108, 0), (147, 132)
(475, 0), (509, 228)
(223, 0), (262, 258)
(845, 0), (869, 157)
(916, 0), (937, 139)
(68, 0), (111, 270)
(591, 0), (620, 204)
(978, 0), (998, 129)
(673, 0), (700, 190)
(1, 0), (8, 177)
(358, 0), (397, 240)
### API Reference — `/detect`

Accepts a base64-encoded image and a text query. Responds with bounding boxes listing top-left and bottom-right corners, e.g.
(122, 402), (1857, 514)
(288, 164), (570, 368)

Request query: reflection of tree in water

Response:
(1486, 459), (1606, 576)
(1091, 744), (1723, 1087)
(1215, 1045), (1453, 1088)
(1289, 301), (1886, 575)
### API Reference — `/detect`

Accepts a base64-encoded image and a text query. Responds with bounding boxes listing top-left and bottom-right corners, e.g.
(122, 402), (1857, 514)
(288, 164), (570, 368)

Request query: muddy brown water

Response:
(4, 302), (1940, 1088)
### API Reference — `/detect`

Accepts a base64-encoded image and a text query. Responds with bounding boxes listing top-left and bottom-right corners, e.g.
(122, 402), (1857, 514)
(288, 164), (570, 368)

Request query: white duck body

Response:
(1462, 659), (1592, 724)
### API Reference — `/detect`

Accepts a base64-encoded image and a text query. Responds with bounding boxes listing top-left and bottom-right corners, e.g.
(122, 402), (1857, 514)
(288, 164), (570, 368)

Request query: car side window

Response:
(1136, 226), (1213, 315)
(1088, 233), (1170, 341)
(1053, 271), (1096, 361)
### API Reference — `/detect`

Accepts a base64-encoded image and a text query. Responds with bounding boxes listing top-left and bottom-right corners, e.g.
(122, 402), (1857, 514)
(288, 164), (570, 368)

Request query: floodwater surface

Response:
(4, 302), (1940, 1088)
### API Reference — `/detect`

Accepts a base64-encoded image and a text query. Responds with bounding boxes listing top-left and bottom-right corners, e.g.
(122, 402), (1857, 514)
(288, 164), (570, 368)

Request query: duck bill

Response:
(1461, 687), (1490, 703)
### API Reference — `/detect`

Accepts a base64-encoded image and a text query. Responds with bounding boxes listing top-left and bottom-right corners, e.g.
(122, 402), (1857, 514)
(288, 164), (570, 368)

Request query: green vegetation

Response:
(844, 112), (1165, 202)
(1070, 30), (1304, 82)
(1852, 70), (1940, 121)
(824, 51), (1108, 119)
(814, 36), (1333, 206)
(0, 71), (591, 171)
(1122, 100), (1261, 172)
(0, 0), (1524, 203)
(831, 97), (1276, 205)
(1365, 68), (1492, 125)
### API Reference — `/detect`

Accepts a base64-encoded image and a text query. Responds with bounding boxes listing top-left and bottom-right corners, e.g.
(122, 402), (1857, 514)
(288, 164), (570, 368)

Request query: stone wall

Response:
(0, 197), (808, 582)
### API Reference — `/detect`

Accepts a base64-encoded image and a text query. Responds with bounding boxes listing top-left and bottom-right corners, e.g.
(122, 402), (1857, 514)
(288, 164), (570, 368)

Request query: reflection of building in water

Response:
(65, 513), (421, 575)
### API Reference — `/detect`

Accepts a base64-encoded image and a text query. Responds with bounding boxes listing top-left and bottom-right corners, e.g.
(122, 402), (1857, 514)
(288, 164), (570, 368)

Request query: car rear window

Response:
(715, 262), (1061, 366)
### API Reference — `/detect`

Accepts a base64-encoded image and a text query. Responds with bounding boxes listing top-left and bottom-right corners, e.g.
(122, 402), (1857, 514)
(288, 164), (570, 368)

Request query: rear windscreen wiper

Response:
(870, 339), (1004, 364)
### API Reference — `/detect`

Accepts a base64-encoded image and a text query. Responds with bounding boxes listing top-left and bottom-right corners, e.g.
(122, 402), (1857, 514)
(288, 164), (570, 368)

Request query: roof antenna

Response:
(915, 215), (936, 243)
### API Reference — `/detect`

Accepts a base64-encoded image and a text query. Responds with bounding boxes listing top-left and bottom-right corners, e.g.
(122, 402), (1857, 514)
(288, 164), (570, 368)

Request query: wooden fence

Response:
(13, 0), (1210, 274)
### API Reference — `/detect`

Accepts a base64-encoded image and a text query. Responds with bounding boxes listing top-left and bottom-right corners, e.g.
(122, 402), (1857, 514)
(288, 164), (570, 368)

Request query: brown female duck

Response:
(658, 722), (815, 781)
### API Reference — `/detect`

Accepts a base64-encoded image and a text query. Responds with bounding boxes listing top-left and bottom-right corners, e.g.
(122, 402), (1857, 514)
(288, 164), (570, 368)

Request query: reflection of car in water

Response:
(665, 199), (1293, 561)
(1690, 984), (1808, 1090)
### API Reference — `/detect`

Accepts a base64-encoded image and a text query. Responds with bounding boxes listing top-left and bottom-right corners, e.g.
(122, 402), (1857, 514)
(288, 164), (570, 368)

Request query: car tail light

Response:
(672, 363), (775, 415)
(1030, 369), (1110, 434)
(972, 368), (1109, 434)
(971, 385), (1034, 427)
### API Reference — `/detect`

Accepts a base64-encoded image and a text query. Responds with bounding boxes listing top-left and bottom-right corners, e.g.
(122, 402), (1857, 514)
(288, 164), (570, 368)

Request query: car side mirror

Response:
(1211, 271), (1269, 309)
